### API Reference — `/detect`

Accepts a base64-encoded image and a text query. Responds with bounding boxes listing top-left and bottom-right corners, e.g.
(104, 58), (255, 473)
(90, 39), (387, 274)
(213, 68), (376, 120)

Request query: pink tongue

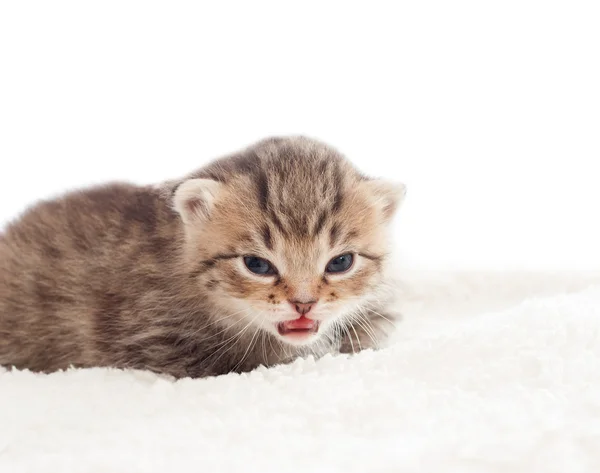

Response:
(284, 316), (315, 330)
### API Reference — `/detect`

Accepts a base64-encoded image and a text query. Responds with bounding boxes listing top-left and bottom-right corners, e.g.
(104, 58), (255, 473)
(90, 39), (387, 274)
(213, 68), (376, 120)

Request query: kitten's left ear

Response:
(362, 179), (407, 221)
(173, 178), (223, 224)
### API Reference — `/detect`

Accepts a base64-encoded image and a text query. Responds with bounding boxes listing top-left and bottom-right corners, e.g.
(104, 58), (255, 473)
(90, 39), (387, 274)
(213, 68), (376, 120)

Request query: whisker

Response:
(366, 308), (398, 328)
(349, 324), (361, 352)
(205, 315), (258, 367)
(336, 319), (356, 354)
(199, 307), (253, 330)
(231, 326), (261, 372)
(353, 311), (379, 348)
(189, 307), (251, 339)
(267, 333), (277, 361)
(261, 331), (269, 365)
(194, 310), (250, 343)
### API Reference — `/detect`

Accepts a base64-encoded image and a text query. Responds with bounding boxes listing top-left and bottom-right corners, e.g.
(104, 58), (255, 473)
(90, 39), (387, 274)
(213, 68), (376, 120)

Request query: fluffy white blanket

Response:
(1, 271), (600, 472)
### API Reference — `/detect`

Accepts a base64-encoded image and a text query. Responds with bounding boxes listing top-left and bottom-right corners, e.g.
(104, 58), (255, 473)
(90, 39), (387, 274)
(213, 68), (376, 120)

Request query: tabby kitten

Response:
(0, 137), (405, 378)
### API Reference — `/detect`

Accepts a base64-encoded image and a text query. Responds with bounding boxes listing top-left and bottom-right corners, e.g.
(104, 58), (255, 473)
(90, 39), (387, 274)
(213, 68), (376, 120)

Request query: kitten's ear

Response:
(362, 179), (407, 221)
(173, 178), (223, 224)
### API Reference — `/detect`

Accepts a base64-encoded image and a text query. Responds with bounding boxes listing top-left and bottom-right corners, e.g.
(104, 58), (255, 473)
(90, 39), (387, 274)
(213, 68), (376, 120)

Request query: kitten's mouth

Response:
(277, 316), (320, 338)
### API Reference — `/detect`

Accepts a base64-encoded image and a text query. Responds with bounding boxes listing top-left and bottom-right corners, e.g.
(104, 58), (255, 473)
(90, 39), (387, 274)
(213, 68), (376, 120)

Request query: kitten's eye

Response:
(243, 256), (276, 275)
(325, 253), (354, 274)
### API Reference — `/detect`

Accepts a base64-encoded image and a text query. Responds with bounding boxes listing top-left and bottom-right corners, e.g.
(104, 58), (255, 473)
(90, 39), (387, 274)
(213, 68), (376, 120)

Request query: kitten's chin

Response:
(275, 332), (321, 347)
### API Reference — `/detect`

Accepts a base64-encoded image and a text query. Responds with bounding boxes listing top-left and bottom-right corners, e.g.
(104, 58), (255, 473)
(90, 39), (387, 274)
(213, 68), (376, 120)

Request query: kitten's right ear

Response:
(361, 179), (407, 222)
(173, 178), (223, 224)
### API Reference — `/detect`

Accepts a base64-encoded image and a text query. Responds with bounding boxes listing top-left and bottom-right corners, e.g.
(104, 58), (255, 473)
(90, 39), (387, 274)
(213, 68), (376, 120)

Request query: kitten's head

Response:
(171, 137), (405, 347)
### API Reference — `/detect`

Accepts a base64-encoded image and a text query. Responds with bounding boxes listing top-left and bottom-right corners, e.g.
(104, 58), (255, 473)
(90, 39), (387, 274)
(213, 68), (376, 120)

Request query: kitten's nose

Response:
(289, 300), (317, 316)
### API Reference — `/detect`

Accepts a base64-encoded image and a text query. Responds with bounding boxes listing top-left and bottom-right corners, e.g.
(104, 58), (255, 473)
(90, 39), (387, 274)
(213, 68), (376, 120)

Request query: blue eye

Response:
(326, 253), (354, 274)
(244, 256), (276, 275)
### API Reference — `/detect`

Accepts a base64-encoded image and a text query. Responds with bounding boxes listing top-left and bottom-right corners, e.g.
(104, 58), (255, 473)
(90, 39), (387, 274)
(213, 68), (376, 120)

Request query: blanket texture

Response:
(1, 271), (599, 472)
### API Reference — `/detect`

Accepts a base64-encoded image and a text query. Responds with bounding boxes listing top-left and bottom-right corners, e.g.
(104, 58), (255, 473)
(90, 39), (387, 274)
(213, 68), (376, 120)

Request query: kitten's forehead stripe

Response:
(292, 214), (310, 238)
(268, 210), (289, 237)
(331, 161), (344, 213)
(313, 211), (328, 237)
(329, 222), (341, 247)
(255, 166), (270, 211)
(261, 225), (273, 250)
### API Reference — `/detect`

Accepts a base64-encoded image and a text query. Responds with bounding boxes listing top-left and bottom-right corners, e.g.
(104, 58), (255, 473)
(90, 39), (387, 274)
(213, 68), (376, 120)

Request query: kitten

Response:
(0, 137), (405, 378)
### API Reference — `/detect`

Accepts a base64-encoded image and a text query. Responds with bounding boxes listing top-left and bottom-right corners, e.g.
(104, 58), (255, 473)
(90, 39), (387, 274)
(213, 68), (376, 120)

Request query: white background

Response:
(0, 1), (598, 270)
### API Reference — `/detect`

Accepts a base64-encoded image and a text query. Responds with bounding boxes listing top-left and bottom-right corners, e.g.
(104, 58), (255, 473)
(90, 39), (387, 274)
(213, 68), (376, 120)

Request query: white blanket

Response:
(1, 271), (600, 472)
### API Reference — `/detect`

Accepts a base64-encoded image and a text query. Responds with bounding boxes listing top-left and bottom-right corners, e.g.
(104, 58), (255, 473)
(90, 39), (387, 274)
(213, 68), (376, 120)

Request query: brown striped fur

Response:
(0, 137), (405, 378)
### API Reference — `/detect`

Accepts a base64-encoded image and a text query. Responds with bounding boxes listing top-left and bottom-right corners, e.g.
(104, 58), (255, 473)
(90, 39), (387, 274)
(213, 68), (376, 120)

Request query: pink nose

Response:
(289, 300), (317, 316)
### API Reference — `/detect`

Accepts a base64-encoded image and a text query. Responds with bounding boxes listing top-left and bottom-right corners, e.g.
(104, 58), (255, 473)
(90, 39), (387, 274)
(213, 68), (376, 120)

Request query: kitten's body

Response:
(0, 137), (403, 378)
